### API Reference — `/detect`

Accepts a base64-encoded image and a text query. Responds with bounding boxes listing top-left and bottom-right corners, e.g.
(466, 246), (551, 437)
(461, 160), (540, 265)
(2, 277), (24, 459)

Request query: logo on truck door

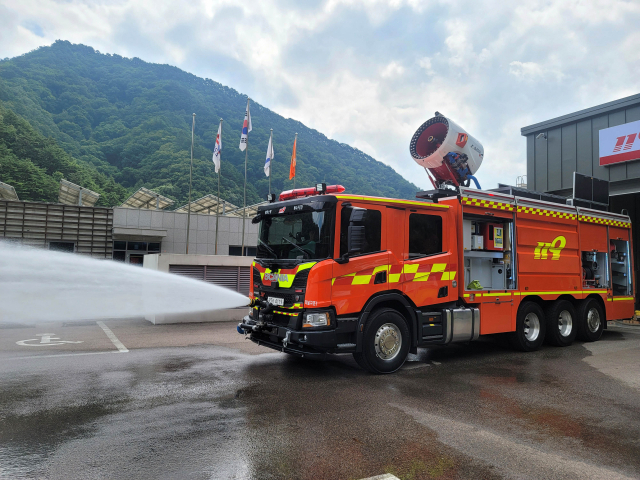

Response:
(534, 236), (566, 260)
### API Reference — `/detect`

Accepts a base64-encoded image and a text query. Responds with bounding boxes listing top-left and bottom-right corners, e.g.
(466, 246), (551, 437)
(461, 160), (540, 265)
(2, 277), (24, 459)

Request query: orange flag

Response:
(289, 134), (297, 180)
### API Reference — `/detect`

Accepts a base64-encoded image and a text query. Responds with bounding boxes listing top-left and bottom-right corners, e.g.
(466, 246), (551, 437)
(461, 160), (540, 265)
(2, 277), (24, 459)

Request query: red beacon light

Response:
(278, 183), (345, 201)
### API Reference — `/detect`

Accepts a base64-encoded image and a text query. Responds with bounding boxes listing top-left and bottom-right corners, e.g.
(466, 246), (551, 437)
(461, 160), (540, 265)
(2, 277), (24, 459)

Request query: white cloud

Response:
(1, 0), (640, 191)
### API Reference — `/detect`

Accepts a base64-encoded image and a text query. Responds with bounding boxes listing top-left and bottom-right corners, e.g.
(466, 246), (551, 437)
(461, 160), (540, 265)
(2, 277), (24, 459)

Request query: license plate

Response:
(268, 296), (284, 306)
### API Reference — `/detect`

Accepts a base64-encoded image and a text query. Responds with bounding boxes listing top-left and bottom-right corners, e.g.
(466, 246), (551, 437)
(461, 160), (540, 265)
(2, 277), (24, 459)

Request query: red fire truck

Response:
(239, 184), (633, 373)
(238, 114), (634, 373)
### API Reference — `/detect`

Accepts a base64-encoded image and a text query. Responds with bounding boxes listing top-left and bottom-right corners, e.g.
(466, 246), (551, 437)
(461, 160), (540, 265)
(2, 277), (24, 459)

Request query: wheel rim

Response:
(523, 313), (541, 342)
(557, 310), (573, 337)
(587, 307), (601, 333)
(374, 323), (402, 360)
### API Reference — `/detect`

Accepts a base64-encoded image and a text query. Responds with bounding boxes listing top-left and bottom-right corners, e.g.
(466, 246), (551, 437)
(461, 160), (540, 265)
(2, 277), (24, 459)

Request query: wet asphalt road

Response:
(1, 319), (640, 480)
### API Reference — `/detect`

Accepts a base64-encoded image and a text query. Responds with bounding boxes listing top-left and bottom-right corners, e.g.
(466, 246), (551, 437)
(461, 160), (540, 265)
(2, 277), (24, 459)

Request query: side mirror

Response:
(251, 214), (262, 224)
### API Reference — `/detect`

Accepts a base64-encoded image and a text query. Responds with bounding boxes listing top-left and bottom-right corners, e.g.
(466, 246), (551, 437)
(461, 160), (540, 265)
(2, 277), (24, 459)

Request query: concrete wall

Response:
(143, 253), (254, 272)
(522, 93), (640, 196)
(142, 253), (253, 325)
(112, 207), (258, 255)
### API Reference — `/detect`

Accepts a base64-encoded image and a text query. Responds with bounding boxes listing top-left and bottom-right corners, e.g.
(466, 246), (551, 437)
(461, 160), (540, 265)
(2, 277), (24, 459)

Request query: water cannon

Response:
(410, 113), (484, 190)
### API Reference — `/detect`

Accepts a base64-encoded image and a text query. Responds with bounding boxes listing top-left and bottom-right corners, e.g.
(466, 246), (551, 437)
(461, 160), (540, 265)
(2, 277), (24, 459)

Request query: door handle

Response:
(374, 271), (387, 284)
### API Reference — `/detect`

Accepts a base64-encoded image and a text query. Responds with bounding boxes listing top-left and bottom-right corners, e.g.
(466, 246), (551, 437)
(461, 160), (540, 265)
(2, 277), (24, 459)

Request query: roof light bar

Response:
(278, 184), (345, 201)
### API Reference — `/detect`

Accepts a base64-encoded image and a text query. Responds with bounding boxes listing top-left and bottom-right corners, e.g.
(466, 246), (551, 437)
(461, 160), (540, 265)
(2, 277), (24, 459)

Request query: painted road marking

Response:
(16, 333), (84, 347)
(97, 321), (128, 353)
(358, 475), (400, 480)
(4, 351), (123, 361)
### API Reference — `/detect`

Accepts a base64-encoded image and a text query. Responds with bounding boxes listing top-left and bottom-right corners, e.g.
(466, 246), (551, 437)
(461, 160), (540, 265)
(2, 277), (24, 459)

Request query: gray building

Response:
(521, 93), (640, 278)
(0, 200), (258, 263)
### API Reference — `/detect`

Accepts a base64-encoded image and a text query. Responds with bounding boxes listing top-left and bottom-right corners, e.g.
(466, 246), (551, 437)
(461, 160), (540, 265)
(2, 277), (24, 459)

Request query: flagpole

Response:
(293, 132), (298, 189)
(269, 128), (273, 196)
(242, 97), (250, 256)
(186, 113), (195, 255)
(215, 118), (222, 255)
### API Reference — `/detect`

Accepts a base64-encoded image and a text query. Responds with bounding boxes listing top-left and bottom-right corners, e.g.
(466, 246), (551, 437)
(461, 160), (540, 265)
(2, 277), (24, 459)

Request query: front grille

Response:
(292, 269), (310, 288)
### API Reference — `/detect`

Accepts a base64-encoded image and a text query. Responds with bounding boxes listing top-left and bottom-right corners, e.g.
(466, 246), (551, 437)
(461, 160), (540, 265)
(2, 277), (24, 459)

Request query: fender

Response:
(354, 291), (418, 353)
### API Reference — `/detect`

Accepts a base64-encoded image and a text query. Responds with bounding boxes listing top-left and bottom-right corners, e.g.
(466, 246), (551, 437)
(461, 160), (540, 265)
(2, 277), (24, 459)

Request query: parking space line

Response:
(97, 321), (129, 352)
(5, 351), (122, 361)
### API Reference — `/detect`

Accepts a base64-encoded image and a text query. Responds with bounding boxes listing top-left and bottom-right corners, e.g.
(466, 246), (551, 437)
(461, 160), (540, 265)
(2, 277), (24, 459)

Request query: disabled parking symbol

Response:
(16, 333), (84, 347)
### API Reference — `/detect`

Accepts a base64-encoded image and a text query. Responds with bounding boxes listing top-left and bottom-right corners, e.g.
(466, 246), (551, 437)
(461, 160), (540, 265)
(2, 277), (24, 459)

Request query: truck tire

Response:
(353, 308), (410, 374)
(509, 302), (546, 352)
(576, 298), (605, 342)
(544, 300), (578, 347)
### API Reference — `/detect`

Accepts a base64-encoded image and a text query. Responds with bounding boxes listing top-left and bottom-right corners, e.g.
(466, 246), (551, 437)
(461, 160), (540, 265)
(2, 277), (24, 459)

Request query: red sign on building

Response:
(599, 119), (640, 166)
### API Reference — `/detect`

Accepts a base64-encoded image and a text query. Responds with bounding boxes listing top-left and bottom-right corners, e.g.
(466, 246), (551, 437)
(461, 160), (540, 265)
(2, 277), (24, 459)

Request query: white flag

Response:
(212, 122), (222, 173)
(264, 132), (274, 177)
(239, 99), (252, 151)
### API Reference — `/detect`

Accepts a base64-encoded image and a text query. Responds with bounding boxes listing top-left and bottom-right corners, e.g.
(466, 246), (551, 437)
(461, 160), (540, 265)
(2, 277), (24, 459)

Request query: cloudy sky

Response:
(1, 0), (640, 190)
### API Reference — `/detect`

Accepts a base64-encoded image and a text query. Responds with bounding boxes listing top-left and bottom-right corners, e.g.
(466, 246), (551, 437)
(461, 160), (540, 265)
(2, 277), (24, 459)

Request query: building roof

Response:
(120, 187), (174, 210)
(521, 93), (640, 136)
(173, 194), (238, 215)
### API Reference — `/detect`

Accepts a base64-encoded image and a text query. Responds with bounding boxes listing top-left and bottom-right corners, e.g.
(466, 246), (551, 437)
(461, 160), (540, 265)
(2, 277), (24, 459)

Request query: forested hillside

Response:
(0, 105), (127, 204)
(0, 40), (419, 207)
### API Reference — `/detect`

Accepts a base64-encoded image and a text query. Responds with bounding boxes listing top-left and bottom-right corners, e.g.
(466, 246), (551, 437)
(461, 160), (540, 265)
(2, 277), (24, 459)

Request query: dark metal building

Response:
(521, 93), (640, 285)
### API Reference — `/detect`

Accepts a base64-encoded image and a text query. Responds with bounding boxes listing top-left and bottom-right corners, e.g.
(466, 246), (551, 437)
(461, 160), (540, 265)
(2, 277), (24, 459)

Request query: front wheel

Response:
(509, 301), (546, 352)
(353, 308), (410, 374)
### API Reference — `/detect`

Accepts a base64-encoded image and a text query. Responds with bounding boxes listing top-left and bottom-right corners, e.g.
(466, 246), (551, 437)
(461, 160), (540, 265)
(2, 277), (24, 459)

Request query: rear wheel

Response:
(353, 308), (410, 374)
(509, 302), (546, 352)
(544, 300), (578, 347)
(576, 298), (605, 342)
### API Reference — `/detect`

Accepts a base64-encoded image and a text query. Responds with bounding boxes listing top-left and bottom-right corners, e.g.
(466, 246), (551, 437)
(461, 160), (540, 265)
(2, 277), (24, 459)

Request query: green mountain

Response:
(0, 40), (420, 207)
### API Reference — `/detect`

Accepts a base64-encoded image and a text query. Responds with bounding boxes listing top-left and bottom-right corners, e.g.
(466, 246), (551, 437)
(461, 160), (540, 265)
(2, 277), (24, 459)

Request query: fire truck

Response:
(238, 114), (635, 373)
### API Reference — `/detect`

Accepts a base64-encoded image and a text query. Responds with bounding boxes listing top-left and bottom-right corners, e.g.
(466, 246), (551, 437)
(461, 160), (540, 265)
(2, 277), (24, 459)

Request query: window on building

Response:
(113, 251), (126, 262)
(408, 213), (443, 258)
(113, 241), (127, 250)
(148, 242), (161, 252)
(127, 242), (147, 251)
(229, 246), (257, 256)
(49, 241), (75, 253)
(340, 208), (381, 256)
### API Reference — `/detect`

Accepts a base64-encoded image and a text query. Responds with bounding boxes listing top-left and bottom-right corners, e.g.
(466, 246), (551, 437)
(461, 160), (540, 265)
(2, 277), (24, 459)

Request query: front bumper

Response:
(239, 316), (344, 357)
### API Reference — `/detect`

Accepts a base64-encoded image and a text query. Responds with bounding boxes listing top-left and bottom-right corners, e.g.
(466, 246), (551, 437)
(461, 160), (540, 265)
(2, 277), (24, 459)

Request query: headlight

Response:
(303, 311), (330, 328)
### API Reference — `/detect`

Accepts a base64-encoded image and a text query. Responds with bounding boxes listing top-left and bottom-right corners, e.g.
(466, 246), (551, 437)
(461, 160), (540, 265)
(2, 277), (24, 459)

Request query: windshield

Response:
(257, 208), (335, 260)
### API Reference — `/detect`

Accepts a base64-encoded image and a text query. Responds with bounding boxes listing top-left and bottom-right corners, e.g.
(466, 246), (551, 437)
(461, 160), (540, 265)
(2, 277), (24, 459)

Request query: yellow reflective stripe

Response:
(441, 272), (450, 280)
(296, 262), (316, 272)
(335, 195), (449, 208)
(413, 272), (431, 282)
(389, 274), (401, 283)
(431, 263), (447, 273)
(352, 275), (372, 285)
(463, 293), (482, 297)
(613, 297), (634, 301)
(373, 265), (390, 274)
(449, 272), (456, 280)
(403, 264), (419, 274)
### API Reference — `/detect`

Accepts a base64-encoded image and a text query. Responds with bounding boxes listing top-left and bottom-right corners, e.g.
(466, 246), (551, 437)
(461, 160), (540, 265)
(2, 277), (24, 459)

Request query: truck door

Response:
(332, 202), (389, 316)
(401, 208), (457, 307)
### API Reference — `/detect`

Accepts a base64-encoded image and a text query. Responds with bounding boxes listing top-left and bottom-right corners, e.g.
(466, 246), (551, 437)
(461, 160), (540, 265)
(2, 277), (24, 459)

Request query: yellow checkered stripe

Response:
(399, 263), (456, 282)
(578, 215), (631, 229)
(332, 264), (456, 285)
(275, 310), (301, 316)
(462, 197), (514, 211)
(517, 206), (577, 220)
(279, 303), (304, 310)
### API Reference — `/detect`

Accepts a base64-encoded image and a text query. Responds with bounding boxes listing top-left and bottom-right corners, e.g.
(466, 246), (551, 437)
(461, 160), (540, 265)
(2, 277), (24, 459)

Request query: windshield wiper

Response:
(281, 236), (310, 259)
(258, 238), (277, 258)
